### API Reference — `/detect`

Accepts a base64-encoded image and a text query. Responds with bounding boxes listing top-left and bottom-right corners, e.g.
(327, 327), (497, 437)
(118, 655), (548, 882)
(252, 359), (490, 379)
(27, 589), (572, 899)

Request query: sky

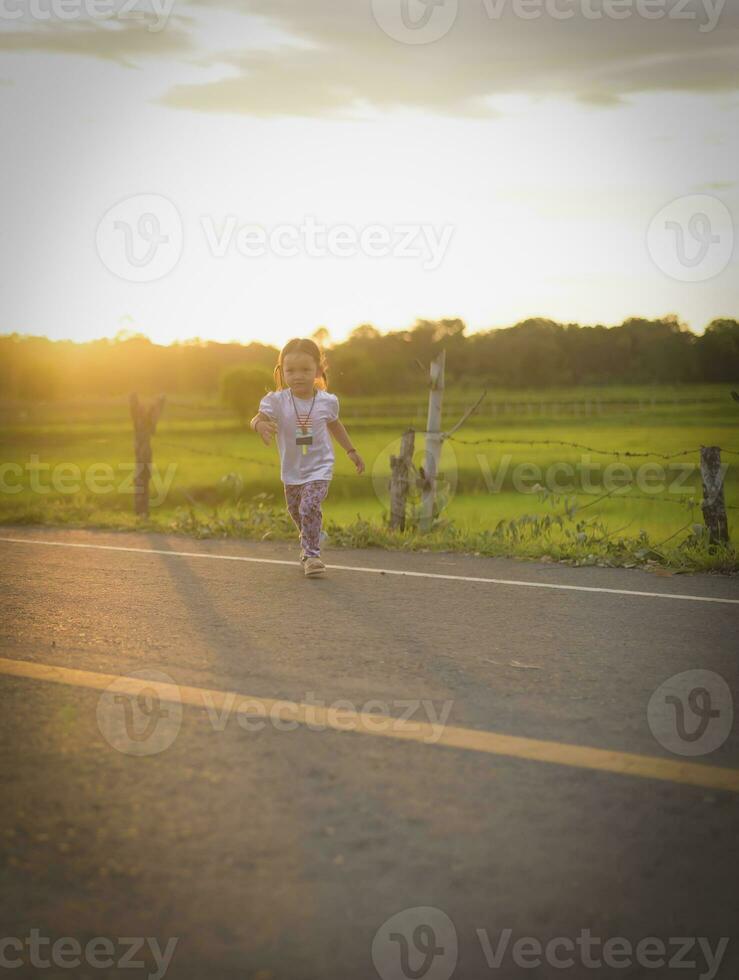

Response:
(0, 0), (737, 349)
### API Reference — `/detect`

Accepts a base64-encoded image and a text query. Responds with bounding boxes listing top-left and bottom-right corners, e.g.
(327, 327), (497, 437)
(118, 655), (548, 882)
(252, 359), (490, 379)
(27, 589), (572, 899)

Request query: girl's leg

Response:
(284, 484), (302, 545)
(298, 480), (330, 558)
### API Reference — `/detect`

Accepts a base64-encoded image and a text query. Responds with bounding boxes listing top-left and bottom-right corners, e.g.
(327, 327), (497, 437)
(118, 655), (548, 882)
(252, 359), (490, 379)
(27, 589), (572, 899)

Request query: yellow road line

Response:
(1, 656), (738, 793)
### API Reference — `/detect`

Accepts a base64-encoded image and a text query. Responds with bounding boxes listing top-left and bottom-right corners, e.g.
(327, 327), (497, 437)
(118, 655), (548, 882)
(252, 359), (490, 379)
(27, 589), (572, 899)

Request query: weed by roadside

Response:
(2, 480), (734, 575)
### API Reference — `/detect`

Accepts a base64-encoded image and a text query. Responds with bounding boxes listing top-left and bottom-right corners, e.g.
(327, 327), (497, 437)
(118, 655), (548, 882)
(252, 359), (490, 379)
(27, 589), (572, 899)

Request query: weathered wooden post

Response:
(700, 445), (729, 545)
(420, 350), (446, 532)
(129, 393), (166, 518)
(389, 428), (415, 531)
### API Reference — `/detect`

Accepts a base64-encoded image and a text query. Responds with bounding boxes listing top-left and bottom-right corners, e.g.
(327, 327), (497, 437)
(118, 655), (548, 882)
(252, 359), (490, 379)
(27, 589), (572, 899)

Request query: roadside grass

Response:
(1, 385), (737, 574)
(1, 490), (736, 575)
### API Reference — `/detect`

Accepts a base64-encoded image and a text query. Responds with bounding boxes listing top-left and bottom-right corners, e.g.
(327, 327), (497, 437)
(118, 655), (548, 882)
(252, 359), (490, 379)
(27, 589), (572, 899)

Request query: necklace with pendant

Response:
(289, 388), (316, 455)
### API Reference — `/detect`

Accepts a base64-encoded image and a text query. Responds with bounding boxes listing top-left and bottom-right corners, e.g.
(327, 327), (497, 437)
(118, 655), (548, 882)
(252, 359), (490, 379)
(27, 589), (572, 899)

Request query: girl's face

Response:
(282, 351), (320, 396)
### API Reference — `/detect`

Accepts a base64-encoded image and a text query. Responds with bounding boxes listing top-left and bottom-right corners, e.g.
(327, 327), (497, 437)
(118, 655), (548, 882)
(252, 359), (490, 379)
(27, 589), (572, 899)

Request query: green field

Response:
(1, 384), (737, 570)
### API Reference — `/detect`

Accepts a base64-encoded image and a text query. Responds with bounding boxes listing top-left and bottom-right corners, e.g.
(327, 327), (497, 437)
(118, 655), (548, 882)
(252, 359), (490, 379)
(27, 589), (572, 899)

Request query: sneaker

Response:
(303, 557), (326, 577)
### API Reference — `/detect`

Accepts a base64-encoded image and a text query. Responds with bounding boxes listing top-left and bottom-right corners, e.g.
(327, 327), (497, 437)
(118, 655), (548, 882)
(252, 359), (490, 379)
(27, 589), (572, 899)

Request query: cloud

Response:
(0, 13), (195, 66)
(1, 0), (737, 115)
(160, 0), (739, 116)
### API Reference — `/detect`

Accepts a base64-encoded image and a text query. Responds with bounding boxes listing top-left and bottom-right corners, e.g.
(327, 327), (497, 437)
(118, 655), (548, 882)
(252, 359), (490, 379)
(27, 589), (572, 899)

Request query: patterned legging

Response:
(284, 480), (331, 558)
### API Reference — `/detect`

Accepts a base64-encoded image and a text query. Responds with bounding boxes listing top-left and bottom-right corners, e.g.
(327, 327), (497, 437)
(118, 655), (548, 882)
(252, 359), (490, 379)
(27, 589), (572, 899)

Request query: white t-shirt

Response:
(258, 388), (340, 485)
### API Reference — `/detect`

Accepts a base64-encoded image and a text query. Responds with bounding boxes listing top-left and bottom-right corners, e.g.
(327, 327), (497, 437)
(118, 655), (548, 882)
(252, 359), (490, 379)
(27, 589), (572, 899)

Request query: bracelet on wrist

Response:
(346, 447), (358, 455)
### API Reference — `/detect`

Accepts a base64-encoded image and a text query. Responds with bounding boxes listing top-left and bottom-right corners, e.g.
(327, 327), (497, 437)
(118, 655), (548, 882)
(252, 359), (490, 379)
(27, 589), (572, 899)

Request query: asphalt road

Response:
(0, 525), (738, 980)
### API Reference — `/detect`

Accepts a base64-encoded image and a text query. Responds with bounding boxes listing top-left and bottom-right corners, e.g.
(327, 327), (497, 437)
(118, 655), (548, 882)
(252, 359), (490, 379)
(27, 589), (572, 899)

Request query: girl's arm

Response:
(327, 419), (365, 474)
(250, 411), (277, 445)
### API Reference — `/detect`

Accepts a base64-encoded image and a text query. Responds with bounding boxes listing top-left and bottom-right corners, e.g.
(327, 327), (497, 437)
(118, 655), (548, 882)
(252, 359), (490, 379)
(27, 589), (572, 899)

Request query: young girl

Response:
(249, 338), (365, 577)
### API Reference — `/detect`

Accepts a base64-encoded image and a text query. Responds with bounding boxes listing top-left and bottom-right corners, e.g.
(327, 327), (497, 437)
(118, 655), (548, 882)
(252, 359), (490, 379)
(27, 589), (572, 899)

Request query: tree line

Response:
(1, 315), (737, 401)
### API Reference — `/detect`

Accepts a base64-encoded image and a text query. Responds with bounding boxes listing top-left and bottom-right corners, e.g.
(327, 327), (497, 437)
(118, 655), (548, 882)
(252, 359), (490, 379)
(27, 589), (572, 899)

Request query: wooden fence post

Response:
(389, 428), (415, 531)
(420, 350), (446, 533)
(129, 393), (166, 518)
(700, 445), (729, 546)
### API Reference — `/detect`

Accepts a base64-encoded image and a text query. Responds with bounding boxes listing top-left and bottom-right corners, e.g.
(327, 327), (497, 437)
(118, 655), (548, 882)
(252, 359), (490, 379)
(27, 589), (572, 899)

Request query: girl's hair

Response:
(273, 338), (328, 391)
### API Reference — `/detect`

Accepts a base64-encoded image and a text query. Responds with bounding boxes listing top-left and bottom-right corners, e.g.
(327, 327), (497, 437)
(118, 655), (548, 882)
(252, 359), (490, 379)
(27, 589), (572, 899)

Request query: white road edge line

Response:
(2, 535), (738, 605)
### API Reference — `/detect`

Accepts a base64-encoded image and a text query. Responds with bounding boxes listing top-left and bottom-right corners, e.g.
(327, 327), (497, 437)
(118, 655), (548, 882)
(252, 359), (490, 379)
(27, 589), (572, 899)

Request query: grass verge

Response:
(2, 489), (736, 576)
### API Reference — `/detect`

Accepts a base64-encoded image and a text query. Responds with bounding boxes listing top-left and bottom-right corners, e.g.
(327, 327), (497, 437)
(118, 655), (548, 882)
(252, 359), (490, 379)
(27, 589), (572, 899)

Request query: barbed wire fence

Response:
(131, 380), (736, 547)
(388, 353), (737, 547)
